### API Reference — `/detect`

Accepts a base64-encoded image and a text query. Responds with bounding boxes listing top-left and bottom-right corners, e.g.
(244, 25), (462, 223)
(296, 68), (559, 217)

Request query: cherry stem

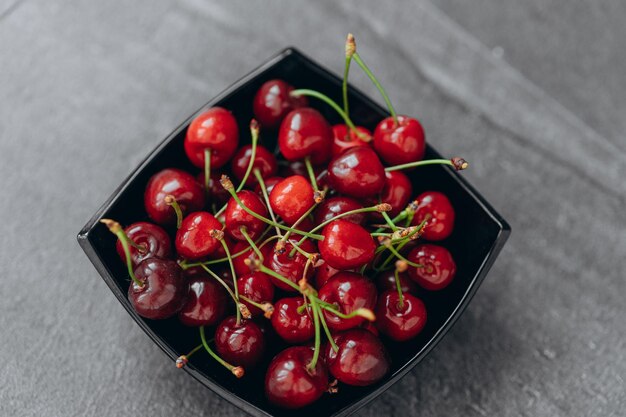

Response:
(394, 268), (405, 310)
(381, 211), (399, 232)
(240, 227), (264, 262)
(236, 120), (260, 193)
(378, 218), (428, 270)
(200, 326), (244, 378)
(307, 296), (322, 371)
(254, 169), (282, 237)
(164, 195), (183, 229)
(176, 343), (205, 368)
(100, 219), (144, 287)
(304, 156), (320, 196)
(342, 33), (355, 116)
(385, 158), (468, 172)
(375, 210), (407, 233)
(259, 265), (301, 292)
(199, 264), (239, 307)
(217, 236), (241, 325)
(204, 148), (211, 192)
(280, 202), (318, 244)
(318, 303), (339, 352)
(239, 294), (268, 312)
(318, 304), (376, 321)
(352, 52), (398, 126)
(290, 89), (367, 141)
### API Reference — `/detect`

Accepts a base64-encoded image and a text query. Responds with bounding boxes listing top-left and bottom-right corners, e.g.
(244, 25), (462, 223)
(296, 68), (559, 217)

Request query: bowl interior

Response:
(78, 49), (510, 417)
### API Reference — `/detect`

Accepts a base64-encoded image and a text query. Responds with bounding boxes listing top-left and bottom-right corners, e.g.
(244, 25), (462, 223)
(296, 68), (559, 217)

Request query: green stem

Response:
(382, 211), (399, 232)
(259, 265), (301, 292)
(318, 303), (338, 352)
(352, 52), (398, 125)
(375, 211), (407, 233)
(254, 169), (281, 237)
(199, 264), (238, 305)
(342, 54), (352, 116)
(280, 202), (318, 244)
(204, 148), (211, 192)
(236, 121), (259, 192)
(304, 156), (320, 195)
(218, 237), (241, 325)
(240, 227), (264, 261)
(307, 296), (322, 371)
(200, 326), (242, 377)
(100, 219), (143, 287)
(385, 158), (455, 172)
(394, 268), (405, 310)
(165, 195), (183, 229)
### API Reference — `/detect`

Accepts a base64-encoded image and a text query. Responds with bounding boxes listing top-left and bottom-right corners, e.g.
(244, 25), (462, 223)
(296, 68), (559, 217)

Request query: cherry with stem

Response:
(385, 157), (469, 172)
(200, 326), (244, 378)
(100, 219), (144, 287)
(164, 195), (183, 229)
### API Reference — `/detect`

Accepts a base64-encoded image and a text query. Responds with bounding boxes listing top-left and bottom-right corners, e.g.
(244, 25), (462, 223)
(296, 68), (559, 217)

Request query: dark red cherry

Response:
(278, 108), (332, 165)
(237, 272), (275, 316)
(319, 220), (376, 270)
(314, 263), (341, 289)
(264, 239), (316, 291)
(364, 171), (413, 220)
(375, 290), (427, 341)
(314, 196), (365, 226)
(175, 212), (223, 260)
(231, 144), (278, 187)
(207, 232), (235, 260)
(128, 259), (187, 319)
(265, 346), (328, 409)
(331, 124), (372, 157)
(232, 241), (273, 276)
(271, 297), (314, 343)
(215, 316), (265, 368)
(373, 115), (425, 166)
(224, 190), (268, 241)
(253, 79), (308, 128)
(115, 222), (172, 266)
(253, 176), (283, 197)
(325, 329), (390, 386)
(269, 175), (314, 224)
(196, 171), (231, 207)
(411, 191), (455, 241)
(178, 273), (228, 326)
(407, 244), (456, 290)
(375, 270), (418, 295)
(318, 272), (377, 331)
(144, 168), (206, 226)
(184, 107), (239, 169)
(360, 320), (379, 336)
(327, 146), (385, 198)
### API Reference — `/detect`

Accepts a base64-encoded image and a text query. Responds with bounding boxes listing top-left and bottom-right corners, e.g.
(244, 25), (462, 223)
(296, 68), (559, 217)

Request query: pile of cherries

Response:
(101, 35), (466, 409)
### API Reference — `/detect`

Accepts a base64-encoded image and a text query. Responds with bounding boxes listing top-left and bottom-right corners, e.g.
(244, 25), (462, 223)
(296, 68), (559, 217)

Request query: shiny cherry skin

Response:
(375, 270), (418, 295)
(318, 272), (377, 331)
(319, 220), (376, 270)
(224, 190), (268, 241)
(407, 244), (456, 290)
(375, 290), (427, 341)
(271, 297), (314, 343)
(253, 79), (308, 128)
(253, 176), (283, 197)
(237, 271), (275, 316)
(314, 196), (366, 226)
(269, 175), (314, 224)
(128, 258), (187, 320)
(207, 232), (235, 260)
(197, 171), (232, 207)
(331, 124), (372, 157)
(265, 346), (328, 409)
(175, 212), (223, 260)
(232, 241), (273, 276)
(215, 316), (265, 368)
(264, 239), (316, 291)
(327, 146), (385, 198)
(178, 272), (227, 326)
(325, 329), (390, 386)
(231, 144), (278, 187)
(116, 222), (172, 266)
(184, 107), (239, 169)
(364, 170), (413, 220)
(373, 115), (425, 165)
(411, 191), (455, 241)
(144, 168), (206, 226)
(278, 108), (332, 165)
(314, 263), (341, 289)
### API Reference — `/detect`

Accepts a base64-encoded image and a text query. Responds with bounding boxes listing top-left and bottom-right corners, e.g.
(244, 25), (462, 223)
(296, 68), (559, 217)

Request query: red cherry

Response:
(144, 168), (205, 226)
(373, 115), (425, 165)
(360, 320), (379, 336)
(207, 232), (235, 260)
(237, 271), (275, 316)
(129, 259), (187, 319)
(232, 241), (273, 276)
(265, 346), (328, 409)
(115, 222), (172, 266)
(314, 196), (365, 226)
(264, 239), (316, 291)
(178, 272), (228, 326)
(253, 79), (307, 128)
(319, 220), (376, 270)
(224, 190), (268, 241)
(318, 272), (377, 331)
(331, 124), (372, 157)
(325, 329), (390, 386)
(184, 107), (239, 169)
(327, 146), (385, 198)
(271, 297), (314, 343)
(412, 191), (455, 241)
(375, 270), (418, 295)
(375, 290), (427, 341)
(314, 263), (341, 289)
(196, 172), (231, 207)
(364, 171), (413, 219)
(278, 108), (332, 164)
(407, 244), (456, 290)
(253, 176), (283, 197)
(230, 144), (278, 187)
(269, 175), (314, 224)
(215, 316), (265, 368)
(175, 212), (223, 260)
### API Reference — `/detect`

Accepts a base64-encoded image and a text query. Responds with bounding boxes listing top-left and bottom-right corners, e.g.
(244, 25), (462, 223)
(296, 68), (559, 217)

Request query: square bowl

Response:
(77, 47), (510, 417)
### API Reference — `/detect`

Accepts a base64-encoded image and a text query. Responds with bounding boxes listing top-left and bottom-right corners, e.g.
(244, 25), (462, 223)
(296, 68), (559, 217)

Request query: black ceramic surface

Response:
(77, 48), (510, 417)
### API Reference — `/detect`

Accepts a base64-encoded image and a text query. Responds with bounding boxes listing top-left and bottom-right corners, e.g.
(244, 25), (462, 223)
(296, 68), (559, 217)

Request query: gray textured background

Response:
(1, 1), (625, 416)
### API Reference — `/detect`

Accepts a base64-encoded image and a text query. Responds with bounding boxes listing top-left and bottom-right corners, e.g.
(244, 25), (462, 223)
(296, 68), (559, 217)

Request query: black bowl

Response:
(77, 48), (510, 417)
